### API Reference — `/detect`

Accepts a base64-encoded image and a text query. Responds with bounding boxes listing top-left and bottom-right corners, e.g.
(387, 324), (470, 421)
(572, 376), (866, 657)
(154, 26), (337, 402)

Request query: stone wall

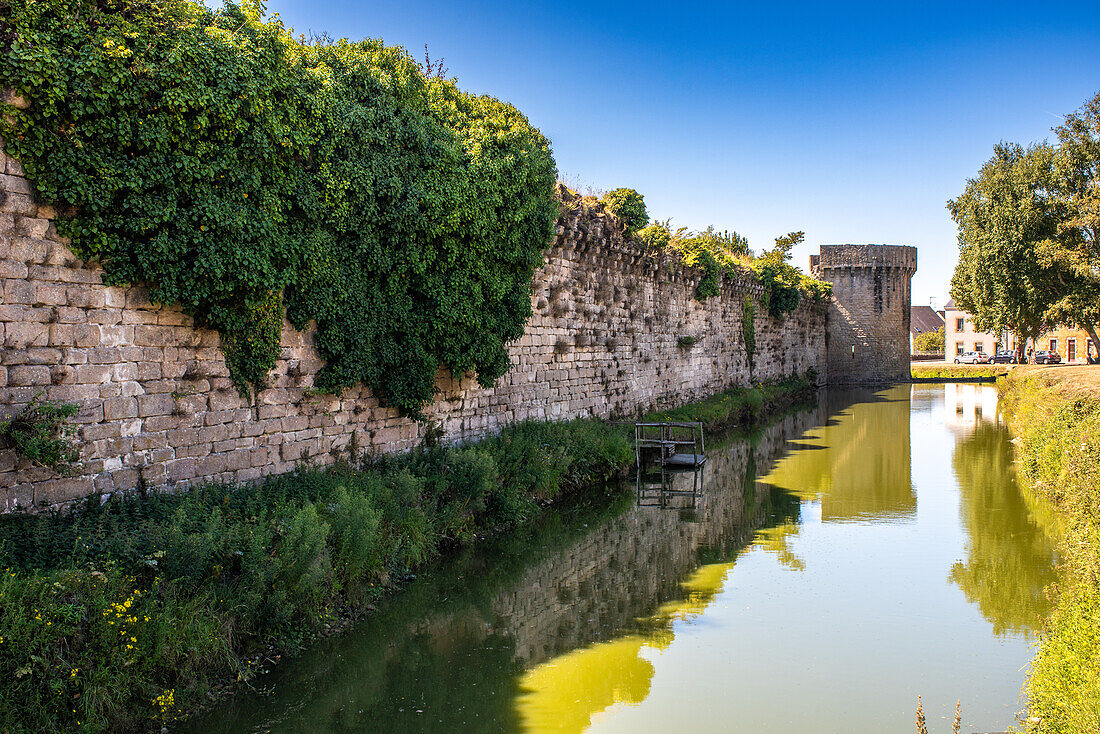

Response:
(810, 244), (917, 384)
(0, 154), (827, 511)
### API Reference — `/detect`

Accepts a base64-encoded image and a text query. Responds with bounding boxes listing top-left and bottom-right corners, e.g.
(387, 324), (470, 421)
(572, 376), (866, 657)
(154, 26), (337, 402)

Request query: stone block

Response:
(103, 397), (138, 421)
(137, 393), (174, 417)
(6, 322), (48, 348)
(166, 458), (197, 482)
(0, 192), (35, 215)
(14, 216), (49, 239)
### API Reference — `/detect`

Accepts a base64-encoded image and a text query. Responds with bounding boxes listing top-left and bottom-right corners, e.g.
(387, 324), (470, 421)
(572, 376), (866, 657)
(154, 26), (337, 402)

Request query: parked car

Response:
(1033, 350), (1061, 364)
(954, 351), (991, 364)
(990, 351), (1017, 364)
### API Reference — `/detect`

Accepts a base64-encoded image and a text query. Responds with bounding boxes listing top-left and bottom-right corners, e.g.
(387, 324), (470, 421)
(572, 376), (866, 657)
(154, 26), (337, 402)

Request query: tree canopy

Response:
(598, 188), (648, 236)
(948, 143), (1062, 354)
(949, 92), (1100, 356)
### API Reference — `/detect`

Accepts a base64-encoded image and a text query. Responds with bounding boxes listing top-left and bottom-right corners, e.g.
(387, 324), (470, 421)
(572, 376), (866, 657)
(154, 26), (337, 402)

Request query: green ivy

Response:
(0, 0), (557, 416)
(742, 296), (756, 364)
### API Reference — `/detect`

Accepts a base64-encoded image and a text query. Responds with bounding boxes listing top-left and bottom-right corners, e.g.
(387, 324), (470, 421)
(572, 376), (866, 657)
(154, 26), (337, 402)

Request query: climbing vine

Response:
(0, 0), (557, 417)
(742, 296), (756, 364)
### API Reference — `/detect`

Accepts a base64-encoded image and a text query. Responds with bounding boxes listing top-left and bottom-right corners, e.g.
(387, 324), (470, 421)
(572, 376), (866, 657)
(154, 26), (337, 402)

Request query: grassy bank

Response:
(0, 373), (815, 733)
(998, 366), (1100, 733)
(910, 365), (1010, 380)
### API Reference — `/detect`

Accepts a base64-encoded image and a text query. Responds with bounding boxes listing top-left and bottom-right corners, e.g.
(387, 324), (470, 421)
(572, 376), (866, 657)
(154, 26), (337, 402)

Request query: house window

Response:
(956, 342), (965, 355)
(1068, 339), (1076, 362)
(956, 317), (965, 331)
(1050, 339), (1058, 353)
(974, 343), (984, 354)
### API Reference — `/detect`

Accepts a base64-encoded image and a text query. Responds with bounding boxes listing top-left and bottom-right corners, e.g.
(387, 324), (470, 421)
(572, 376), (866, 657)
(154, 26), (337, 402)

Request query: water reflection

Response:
(183, 409), (820, 734)
(949, 417), (1057, 637)
(186, 386), (1059, 734)
(751, 386), (915, 571)
(944, 382), (1000, 434)
(760, 387), (915, 524)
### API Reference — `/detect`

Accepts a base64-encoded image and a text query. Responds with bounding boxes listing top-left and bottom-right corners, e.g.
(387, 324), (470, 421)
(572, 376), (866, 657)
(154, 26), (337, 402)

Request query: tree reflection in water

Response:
(949, 423), (1057, 637)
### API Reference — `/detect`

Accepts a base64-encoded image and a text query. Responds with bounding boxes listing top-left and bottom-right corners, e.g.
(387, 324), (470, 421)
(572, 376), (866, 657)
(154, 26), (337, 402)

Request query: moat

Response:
(184, 383), (1056, 733)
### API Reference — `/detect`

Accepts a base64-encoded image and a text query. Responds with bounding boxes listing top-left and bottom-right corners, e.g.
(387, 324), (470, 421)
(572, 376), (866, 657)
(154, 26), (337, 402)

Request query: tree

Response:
(1045, 92), (1100, 356)
(599, 188), (648, 236)
(948, 143), (1062, 362)
(913, 326), (945, 353)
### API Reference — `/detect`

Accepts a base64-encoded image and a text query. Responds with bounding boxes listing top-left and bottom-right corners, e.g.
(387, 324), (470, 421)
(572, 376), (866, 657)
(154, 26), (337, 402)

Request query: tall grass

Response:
(999, 368), (1100, 733)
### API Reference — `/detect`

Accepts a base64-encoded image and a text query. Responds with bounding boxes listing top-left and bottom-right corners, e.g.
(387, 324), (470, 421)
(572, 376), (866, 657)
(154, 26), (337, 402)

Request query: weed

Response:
(0, 393), (80, 471)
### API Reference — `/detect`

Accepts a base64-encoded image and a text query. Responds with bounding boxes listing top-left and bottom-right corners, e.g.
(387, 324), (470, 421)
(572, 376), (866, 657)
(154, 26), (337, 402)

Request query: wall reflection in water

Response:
(182, 407), (822, 734)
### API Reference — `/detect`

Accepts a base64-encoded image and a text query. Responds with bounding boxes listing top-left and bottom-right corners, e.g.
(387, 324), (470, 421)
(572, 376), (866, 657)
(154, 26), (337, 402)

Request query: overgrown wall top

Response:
(0, 163), (826, 511)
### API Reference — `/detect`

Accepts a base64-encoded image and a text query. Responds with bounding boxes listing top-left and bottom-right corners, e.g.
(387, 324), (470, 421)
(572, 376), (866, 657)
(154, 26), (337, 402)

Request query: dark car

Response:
(1033, 350), (1062, 364)
(991, 351), (1017, 364)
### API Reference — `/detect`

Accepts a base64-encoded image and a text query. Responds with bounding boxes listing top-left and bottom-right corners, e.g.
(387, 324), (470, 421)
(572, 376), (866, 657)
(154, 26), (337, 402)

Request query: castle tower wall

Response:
(810, 245), (917, 384)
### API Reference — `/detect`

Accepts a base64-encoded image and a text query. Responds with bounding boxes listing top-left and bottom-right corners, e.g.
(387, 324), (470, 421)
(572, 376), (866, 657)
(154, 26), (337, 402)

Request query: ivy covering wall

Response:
(0, 0), (558, 418)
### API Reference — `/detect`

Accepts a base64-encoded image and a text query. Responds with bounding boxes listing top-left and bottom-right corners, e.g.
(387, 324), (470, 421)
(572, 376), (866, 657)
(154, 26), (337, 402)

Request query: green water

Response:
(183, 384), (1056, 733)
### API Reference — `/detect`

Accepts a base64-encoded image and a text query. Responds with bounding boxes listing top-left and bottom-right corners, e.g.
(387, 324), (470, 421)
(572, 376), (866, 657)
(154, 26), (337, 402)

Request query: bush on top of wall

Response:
(0, 0), (558, 418)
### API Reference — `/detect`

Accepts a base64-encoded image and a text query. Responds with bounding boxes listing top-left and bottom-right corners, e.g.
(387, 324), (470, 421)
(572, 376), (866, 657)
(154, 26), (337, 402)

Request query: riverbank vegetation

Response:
(998, 366), (1100, 733)
(909, 365), (1010, 380)
(0, 374), (816, 733)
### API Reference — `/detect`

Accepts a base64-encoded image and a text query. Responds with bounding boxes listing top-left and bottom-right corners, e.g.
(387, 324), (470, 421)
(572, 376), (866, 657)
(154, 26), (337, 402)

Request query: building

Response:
(910, 305), (945, 352)
(943, 299), (1097, 362)
(1038, 325), (1097, 363)
(943, 299), (1007, 357)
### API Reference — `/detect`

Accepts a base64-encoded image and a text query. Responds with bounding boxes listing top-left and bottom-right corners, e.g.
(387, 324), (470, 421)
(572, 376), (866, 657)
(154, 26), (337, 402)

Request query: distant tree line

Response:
(949, 92), (1100, 361)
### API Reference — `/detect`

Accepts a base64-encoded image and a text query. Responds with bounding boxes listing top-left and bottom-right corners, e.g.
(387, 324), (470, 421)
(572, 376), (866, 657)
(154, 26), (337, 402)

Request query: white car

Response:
(954, 351), (990, 364)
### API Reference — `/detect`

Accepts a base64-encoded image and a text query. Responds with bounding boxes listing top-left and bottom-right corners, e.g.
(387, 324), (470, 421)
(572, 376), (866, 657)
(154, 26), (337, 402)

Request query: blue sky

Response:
(246, 0), (1100, 306)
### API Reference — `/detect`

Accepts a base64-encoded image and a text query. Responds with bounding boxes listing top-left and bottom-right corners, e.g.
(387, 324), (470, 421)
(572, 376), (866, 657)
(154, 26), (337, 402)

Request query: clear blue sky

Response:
(247, 0), (1100, 307)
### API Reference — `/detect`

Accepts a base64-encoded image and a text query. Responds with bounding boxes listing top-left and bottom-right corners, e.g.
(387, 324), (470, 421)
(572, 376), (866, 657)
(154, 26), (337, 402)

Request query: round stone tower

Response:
(809, 244), (918, 384)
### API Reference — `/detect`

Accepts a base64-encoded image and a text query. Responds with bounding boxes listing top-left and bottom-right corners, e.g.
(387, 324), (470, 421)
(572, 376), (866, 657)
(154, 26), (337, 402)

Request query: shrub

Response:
(0, 393), (80, 471)
(636, 220), (672, 249)
(327, 487), (383, 588)
(600, 188), (648, 236)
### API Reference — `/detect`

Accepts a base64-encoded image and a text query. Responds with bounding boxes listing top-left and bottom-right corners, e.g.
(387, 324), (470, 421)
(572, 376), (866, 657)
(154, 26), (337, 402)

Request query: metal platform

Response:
(664, 452), (707, 467)
(634, 421), (706, 468)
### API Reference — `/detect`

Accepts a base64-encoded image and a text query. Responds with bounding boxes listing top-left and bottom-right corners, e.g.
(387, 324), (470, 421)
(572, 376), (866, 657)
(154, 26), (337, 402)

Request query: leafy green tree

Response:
(1045, 92), (1100, 354)
(599, 188), (648, 236)
(913, 326), (945, 353)
(751, 231), (811, 318)
(948, 143), (1061, 361)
